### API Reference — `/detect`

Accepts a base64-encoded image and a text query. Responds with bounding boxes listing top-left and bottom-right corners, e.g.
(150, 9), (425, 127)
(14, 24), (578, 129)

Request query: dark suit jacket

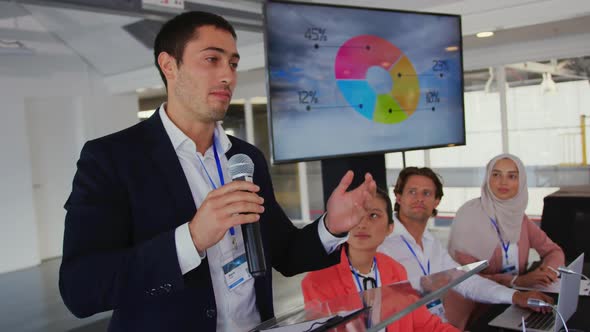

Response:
(59, 111), (339, 331)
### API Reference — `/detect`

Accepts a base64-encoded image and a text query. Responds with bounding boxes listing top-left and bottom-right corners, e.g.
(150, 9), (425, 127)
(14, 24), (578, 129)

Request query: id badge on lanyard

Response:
(490, 218), (519, 275)
(221, 248), (252, 291)
(426, 299), (447, 322)
(220, 229), (252, 291)
(501, 243), (519, 275)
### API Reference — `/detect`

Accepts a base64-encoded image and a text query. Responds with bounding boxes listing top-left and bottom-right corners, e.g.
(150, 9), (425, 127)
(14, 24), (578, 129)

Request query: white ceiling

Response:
(1, 0), (589, 94)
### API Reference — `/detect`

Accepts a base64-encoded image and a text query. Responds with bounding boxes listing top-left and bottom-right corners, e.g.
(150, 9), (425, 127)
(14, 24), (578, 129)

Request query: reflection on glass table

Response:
(250, 260), (488, 332)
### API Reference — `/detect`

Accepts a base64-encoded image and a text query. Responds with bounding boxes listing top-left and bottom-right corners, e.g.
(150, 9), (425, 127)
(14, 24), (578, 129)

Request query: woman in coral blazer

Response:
(302, 189), (458, 332)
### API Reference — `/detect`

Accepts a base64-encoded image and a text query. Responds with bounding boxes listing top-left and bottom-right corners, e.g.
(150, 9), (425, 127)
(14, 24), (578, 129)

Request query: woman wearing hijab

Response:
(449, 154), (564, 288)
(446, 154), (564, 328)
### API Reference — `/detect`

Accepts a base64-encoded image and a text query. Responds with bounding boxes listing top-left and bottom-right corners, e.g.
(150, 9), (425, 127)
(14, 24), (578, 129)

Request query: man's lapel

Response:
(144, 111), (196, 222)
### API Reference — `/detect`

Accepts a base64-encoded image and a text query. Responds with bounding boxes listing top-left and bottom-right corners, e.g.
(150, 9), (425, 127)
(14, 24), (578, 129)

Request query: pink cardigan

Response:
(452, 215), (564, 286)
(445, 215), (565, 330)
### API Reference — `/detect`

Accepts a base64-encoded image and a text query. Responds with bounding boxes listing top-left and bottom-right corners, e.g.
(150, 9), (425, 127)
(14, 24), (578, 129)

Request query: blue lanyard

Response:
(401, 235), (430, 276)
(489, 217), (510, 260)
(197, 142), (225, 189)
(348, 255), (380, 291)
(197, 140), (235, 237)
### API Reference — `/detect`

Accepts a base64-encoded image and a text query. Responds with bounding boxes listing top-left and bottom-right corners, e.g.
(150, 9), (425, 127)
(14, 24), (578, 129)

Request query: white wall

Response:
(26, 97), (81, 260)
(0, 48), (138, 273)
(0, 97), (40, 273)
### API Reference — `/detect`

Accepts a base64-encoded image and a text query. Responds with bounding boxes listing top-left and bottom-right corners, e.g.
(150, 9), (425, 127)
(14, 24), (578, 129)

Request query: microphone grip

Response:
(234, 175), (267, 277)
(241, 222), (266, 277)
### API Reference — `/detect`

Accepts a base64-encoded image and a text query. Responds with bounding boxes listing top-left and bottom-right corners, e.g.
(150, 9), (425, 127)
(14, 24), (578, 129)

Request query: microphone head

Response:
(228, 154), (254, 179)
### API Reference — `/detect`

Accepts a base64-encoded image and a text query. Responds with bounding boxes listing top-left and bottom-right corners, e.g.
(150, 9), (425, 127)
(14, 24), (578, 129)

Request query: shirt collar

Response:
(350, 261), (376, 278)
(158, 103), (232, 154)
(213, 124), (232, 155)
(391, 213), (434, 243)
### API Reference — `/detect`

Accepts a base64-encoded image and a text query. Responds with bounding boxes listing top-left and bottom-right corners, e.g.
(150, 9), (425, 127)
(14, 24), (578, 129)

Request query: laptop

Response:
(488, 253), (584, 332)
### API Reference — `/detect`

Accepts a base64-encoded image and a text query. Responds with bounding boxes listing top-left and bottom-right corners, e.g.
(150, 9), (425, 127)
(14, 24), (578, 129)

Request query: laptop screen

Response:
(555, 253), (584, 331)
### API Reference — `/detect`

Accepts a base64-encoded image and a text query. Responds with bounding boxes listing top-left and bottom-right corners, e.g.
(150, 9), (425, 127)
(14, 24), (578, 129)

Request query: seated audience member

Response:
(378, 167), (551, 330)
(448, 154), (564, 326)
(302, 188), (459, 332)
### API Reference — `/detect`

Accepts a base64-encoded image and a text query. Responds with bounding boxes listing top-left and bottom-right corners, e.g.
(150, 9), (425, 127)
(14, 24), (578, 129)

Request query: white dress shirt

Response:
(377, 214), (515, 306)
(158, 105), (346, 331)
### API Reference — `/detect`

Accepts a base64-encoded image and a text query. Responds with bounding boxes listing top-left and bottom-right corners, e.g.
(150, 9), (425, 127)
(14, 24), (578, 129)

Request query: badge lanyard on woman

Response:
(347, 255), (380, 291)
(347, 254), (380, 330)
(197, 141), (237, 249)
(489, 217), (517, 274)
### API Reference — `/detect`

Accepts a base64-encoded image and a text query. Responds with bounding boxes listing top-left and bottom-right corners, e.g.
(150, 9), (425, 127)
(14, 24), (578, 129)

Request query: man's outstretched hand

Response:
(325, 171), (377, 235)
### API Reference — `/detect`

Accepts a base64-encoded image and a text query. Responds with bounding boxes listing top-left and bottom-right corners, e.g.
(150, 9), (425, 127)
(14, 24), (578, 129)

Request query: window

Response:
(385, 57), (590, 218)
(253, 104), (302, 219)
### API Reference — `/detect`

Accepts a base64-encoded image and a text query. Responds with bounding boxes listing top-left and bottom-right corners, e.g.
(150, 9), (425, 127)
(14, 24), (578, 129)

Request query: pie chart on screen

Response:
(335, 35), (420, 124)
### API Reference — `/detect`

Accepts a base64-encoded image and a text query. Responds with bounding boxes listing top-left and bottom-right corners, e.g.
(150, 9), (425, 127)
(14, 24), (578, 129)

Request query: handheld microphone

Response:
(228, 154), (267, 278)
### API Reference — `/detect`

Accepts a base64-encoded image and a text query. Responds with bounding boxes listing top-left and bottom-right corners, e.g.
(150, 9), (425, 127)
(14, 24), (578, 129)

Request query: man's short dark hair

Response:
(154, 11), (237, 88)
(374, 187), (394, 225)
(393, 167), (444, 216)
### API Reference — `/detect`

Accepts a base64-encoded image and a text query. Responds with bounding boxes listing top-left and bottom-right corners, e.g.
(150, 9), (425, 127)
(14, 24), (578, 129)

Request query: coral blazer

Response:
(302, 248), (459, 332)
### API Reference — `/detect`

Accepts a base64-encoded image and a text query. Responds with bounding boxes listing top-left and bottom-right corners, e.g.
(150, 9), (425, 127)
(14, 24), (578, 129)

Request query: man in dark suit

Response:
(59, 11), (376, 332)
